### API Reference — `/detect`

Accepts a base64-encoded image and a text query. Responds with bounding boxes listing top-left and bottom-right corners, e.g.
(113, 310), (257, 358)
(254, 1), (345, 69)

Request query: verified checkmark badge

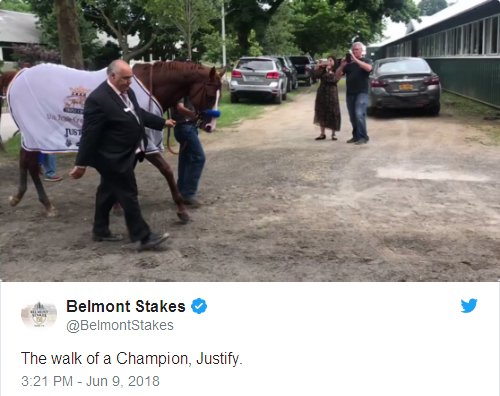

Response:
(191, 298), (207, 314)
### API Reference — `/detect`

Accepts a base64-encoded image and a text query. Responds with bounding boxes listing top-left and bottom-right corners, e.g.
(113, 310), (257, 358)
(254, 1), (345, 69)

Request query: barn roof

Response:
(409, 0), (497, 35)
(0, 10), (41, 44)
(375, 0), (499, 47)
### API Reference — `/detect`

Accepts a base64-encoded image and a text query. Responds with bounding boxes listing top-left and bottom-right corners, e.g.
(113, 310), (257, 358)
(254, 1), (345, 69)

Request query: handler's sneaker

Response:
(182, 197), (202, 208)
(44, 175), (63, 182)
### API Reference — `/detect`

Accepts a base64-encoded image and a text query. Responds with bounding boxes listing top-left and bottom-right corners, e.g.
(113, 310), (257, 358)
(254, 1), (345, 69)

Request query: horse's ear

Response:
(218, 67), (227, 79)
(209, 67), (216, 80)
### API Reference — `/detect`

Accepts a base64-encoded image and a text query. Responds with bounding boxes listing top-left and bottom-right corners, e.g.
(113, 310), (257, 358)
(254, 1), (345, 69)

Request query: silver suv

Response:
(230, 56), (288, 104)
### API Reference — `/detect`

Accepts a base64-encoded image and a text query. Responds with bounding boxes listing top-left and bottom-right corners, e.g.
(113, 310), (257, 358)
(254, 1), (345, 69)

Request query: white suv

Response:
(230, 57), (288, 104)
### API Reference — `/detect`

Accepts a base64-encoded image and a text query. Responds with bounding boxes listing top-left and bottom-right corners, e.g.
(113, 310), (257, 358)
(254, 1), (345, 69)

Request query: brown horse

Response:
(0, 70), (19, 151)
(132, 61), (224, 222)
(8, 61), (224, 219)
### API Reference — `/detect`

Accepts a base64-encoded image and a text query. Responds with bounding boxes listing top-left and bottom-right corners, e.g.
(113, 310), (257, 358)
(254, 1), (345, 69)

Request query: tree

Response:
(81, 0), (158, 61)
(145, 0), (218, 60)
(54, 0), (84, 68)
(336, 0), (420, 24)
(290, 0), (378, 57)
(12, 43), (60, 64)
(247, 29), (263, 56)
(199, 30), (238, 65)
(262, 2), (300, 55)
(225, 0), (286, 55)
(418, 0), (448, 16)
(0, 0), (31, 12)
(225, 0), (419, 57)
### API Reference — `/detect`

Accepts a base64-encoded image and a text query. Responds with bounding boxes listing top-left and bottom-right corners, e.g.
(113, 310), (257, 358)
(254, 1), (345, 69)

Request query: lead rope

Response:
(165, 108), (180, 155)
(147, 63), (179, 155)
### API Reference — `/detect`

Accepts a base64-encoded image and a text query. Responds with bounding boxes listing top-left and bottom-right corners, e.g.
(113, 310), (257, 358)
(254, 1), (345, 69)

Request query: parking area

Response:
(1, 86), (500, 281)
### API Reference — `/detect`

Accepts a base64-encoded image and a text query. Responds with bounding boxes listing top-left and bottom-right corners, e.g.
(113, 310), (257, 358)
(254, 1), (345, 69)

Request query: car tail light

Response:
(423, 75), (440, 85)
(371, 79), (388, 88)
(231, 70), (242, 78)
(266, 71), (280, 79)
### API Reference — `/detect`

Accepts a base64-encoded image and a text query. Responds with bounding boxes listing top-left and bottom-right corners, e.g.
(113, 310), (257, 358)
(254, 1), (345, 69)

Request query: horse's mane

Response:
(150, 61), (208, 72)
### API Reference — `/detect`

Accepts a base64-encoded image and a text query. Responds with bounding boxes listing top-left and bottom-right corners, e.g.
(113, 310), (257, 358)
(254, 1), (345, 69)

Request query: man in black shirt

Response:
(336, 42), (373, 145)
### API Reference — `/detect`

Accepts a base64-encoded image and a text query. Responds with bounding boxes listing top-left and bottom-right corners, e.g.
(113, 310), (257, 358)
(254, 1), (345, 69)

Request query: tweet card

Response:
(1, 282), (498, 396)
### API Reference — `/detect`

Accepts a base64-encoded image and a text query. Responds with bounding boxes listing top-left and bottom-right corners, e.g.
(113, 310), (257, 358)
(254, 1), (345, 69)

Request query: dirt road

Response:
(1, 87), (500, 281)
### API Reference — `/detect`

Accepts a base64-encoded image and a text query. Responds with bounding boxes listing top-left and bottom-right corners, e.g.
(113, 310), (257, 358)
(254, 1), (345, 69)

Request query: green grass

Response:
(442, 91), (500, 144)
(1, 132), (20, 157)
(216, 86), (269, 129)
(442, 91), (499, 119)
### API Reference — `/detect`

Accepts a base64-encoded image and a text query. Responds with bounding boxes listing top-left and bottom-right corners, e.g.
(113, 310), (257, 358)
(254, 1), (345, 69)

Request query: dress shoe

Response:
(138, 232), (169, 251)
(346, 137), (358, 143)
(92, 233), (124, 242)
(315, 135), (326, 140)
(354, 138), (368, 145)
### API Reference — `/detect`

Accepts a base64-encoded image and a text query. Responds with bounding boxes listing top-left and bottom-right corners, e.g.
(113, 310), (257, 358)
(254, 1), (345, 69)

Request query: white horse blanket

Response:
(7, 63), (165, 153)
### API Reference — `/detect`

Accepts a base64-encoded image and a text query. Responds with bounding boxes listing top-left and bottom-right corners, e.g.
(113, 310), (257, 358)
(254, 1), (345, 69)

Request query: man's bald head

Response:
(107, 59), (133, 93)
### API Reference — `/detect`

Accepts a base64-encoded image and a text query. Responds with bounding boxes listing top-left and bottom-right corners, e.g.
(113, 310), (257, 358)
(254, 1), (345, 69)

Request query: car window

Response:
(237, 59), (275, 70)
(289, 57), (310, 65)
(378, 59), (431, 74)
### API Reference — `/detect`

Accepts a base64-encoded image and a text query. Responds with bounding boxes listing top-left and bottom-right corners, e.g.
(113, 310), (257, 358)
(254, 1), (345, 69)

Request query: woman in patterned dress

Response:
(313, 56), (341, 140)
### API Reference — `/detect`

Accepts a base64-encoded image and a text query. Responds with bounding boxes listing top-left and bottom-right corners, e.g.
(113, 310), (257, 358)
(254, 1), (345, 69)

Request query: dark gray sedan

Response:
(368, 57), (441, 116)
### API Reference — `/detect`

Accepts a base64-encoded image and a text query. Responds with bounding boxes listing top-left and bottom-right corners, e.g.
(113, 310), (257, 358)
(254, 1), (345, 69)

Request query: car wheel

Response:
(274, 90), (282, 104)
(367, 107), (377, 117)
(294, 79), (299, 89)
(428, 103), (440, 116)
(287, 79), (292, 92)
(282, 89), (287, 101)
(305, 77), (311, 87)
(230, 93), (239, 103)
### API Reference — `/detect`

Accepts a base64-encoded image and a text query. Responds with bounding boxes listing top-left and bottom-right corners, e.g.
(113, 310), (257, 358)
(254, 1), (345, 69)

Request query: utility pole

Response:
(221, 1), (226, 67)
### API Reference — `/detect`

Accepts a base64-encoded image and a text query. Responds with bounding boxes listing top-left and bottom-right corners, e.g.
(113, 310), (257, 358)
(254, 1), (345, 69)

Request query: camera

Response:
(345, 53), (352, 63)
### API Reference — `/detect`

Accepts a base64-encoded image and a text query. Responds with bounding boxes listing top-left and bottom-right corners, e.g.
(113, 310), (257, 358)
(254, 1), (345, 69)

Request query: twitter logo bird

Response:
(461, 298), (477, 313)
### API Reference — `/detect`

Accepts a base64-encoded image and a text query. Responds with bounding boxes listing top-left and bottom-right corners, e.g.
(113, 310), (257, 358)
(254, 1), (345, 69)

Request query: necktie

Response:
(120, 92), (139, 123)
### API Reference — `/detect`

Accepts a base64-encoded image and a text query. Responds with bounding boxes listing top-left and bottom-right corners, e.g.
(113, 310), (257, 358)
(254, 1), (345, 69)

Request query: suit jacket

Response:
(76, 81), (165, 174)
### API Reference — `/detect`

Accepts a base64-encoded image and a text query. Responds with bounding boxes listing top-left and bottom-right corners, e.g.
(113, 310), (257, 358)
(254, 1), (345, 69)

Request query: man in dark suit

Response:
(70, 59), (175, 251)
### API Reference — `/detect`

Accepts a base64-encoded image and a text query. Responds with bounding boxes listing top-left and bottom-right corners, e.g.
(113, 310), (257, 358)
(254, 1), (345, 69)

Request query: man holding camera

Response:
(335, 42), (373, 145)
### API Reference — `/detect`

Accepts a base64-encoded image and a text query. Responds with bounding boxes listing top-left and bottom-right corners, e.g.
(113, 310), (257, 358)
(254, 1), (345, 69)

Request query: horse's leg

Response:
(146, 152), (189, 223)
(9, 148), (29, 207)
(29, 160), (58, 217)
(10, 149), (57, 217)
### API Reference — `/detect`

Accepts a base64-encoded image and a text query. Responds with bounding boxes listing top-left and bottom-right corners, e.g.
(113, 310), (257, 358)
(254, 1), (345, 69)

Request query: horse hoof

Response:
(177, 211), (190, 224)
(9, 196), (21, 206)
(46, 206), (58, 217)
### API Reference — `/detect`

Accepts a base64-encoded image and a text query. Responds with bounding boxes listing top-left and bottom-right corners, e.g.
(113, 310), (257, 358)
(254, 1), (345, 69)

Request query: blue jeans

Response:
(346, 93), (369, 141)
(40, 153), (57, 177)
(174, 123), (205, 200)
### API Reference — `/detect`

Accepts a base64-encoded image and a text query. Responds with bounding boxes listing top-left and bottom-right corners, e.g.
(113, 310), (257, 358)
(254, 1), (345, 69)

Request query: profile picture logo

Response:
(21, 302), (57, 328)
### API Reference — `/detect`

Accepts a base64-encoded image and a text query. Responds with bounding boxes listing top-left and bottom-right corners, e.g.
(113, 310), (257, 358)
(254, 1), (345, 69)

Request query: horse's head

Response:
(187, 65), (225, 132)
(133, 61), (225, 132)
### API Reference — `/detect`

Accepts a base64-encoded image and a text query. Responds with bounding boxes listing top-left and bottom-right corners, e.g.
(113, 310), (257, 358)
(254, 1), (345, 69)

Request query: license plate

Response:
(245, 76), (260, 82)
(399, 83), (413, 91)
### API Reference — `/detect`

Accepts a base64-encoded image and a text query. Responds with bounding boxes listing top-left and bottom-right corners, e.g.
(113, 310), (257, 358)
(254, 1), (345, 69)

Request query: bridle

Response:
(142, 64), (221, 155)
